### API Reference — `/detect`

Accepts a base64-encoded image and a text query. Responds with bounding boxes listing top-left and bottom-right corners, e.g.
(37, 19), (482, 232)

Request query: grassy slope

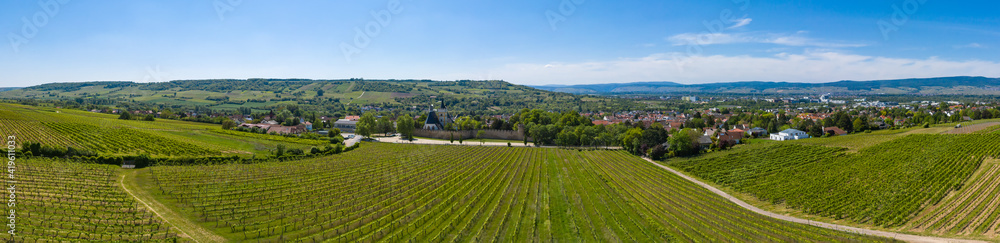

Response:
(126, 169), (226, 243)
(666, 125), (1000, 241)
(0, 103), (320, 157)
(140, 143), (894, 242)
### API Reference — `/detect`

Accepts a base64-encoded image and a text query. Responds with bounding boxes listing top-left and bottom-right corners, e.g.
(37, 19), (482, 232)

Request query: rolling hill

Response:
(531, 76), (1000, 95)
(0, 79), (639, 114)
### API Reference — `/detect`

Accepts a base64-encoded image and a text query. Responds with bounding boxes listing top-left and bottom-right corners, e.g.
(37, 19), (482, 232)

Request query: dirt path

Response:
(345, 91), (365, 105)
(642, 158), (986, 243)
(120, 169), (227, 243)
(945, 122), (1000, 134)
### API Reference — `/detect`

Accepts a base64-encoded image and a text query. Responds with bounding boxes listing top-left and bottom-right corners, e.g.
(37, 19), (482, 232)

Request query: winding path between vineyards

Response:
(120, 169), (227, 243)
(642, 158), (986, 243)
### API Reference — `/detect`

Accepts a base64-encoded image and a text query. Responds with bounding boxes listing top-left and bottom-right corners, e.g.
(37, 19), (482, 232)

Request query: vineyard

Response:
(9, 158), (181, 242)
(672, 133), (1000, 229)
(0, 103), (321, 157)
(907, 159), (1000, 236)
(44, 122), (219, 156)
(144, 143), (894, 242)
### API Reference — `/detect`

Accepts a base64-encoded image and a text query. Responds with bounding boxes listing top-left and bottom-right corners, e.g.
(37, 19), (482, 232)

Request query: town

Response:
(76, 93), (1000, 160)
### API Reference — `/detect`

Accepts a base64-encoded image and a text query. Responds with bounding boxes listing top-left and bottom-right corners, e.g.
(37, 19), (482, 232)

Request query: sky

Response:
(1, 0), (999, 87)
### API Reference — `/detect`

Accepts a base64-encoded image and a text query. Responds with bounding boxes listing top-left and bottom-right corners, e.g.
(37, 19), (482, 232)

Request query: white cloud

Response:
(954, 43), (985, 49)
(483, 51), (1000, 85)
(667, 32), (867, 48)
(728, 18), (752, 29)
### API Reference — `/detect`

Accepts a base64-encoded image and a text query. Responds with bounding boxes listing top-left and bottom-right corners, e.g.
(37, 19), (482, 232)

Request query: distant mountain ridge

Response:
(530, 76), (1000, 95)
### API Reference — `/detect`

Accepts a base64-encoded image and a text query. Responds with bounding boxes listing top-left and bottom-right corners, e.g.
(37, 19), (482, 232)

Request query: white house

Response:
(770, 129), (810, 141)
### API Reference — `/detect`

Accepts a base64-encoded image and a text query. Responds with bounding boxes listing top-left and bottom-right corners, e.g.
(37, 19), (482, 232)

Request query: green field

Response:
(670, 131), (1000, 239)
(0, 103), (321, 157)
(142, 143), (892, 242)
(0, 79), (641, 114)
(11, 158), (181, 242)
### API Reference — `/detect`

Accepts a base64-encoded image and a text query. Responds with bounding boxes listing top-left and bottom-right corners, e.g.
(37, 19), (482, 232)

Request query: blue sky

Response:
(1, 0), (998, 86)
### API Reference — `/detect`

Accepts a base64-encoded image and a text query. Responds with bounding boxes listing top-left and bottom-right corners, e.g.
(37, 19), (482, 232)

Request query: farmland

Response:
(10, 158), (180, 242)
(907, 158), (1000, 236)
(142, 143), (893, 242)
(670, 131), (1000, 239)
(0, 103), (320, 157)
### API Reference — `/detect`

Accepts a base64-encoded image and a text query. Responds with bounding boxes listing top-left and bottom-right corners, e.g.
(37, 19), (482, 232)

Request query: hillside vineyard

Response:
(146, 143), (890, 242)
(674, 133), (1000, 228)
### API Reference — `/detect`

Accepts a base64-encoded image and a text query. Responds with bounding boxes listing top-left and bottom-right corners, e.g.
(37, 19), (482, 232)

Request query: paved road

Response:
(343, 134), (363, 147)
(642, 158), (986, 243)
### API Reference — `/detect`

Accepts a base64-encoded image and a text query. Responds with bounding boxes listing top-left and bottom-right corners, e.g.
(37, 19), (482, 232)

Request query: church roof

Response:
(425, 110), (443, 128)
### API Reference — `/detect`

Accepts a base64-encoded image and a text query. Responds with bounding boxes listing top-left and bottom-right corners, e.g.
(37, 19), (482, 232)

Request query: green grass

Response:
(12, 158), (182, 242)
(0, 103), (318, 157)
(144, 143), (895, 242)
(671, 133), (1000, 228)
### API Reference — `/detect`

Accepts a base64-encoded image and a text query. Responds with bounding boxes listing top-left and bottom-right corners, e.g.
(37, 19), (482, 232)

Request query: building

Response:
(823, 127), (847, 136)
(717, 131), (743, 145)
(421, 105), (453, 130)
(267, 125), (306, 135)
(770, 129), (810, 141)
(746, 127), (769, 137)
(423, 110), (445, 130)
(703, 128), (718, 136)
(434, 108), (451, 126)
(682, 96), (699, 102)
(695, 135), (713, 148)
(334, 119), (357, 133)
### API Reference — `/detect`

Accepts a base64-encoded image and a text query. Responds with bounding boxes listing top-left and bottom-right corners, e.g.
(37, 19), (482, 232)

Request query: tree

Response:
(477, 130), (486, 145)
(119, 111), (132, 120)
(144, 114), (156, 121)
(808, 124), (823, 138)
(329, 128), (342, 138)
(836, 112), (854, 132)
(316, 89), (325, 97)
(621, 128), (644, 155)
(160, 109), (174, 118)
(275, 144), (286, 157)
(852, 118), (865, 133)
(396, 115), (415, 141)
(415, 114), (427, 129)
(222, 119), (238, 130)
(376, 116), (395, 136)
(356, 112), (377, 139)
(668, 129), (700, 157)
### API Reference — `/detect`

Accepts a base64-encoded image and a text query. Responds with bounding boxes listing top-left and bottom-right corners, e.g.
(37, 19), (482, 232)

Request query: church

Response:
(422, 105), (451, 130)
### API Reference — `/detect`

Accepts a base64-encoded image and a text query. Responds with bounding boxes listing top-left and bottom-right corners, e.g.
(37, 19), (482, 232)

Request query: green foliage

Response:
(147, 143), (892, 242)
(222, 119), (238, 130)
(275, 144), (286, 157)
(667, 128), (700, 157)
(356, 112), (377, 138)
(376, 115), (395, 135)
(674, 134), (1000, 227)
(13, 159), (180, 242)
(396, 114), (415, 141)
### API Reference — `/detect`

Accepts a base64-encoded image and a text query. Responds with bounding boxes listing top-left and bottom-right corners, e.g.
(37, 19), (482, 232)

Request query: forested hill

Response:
(0, 79), (640, 114)
(532, 76), (1000, 95)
